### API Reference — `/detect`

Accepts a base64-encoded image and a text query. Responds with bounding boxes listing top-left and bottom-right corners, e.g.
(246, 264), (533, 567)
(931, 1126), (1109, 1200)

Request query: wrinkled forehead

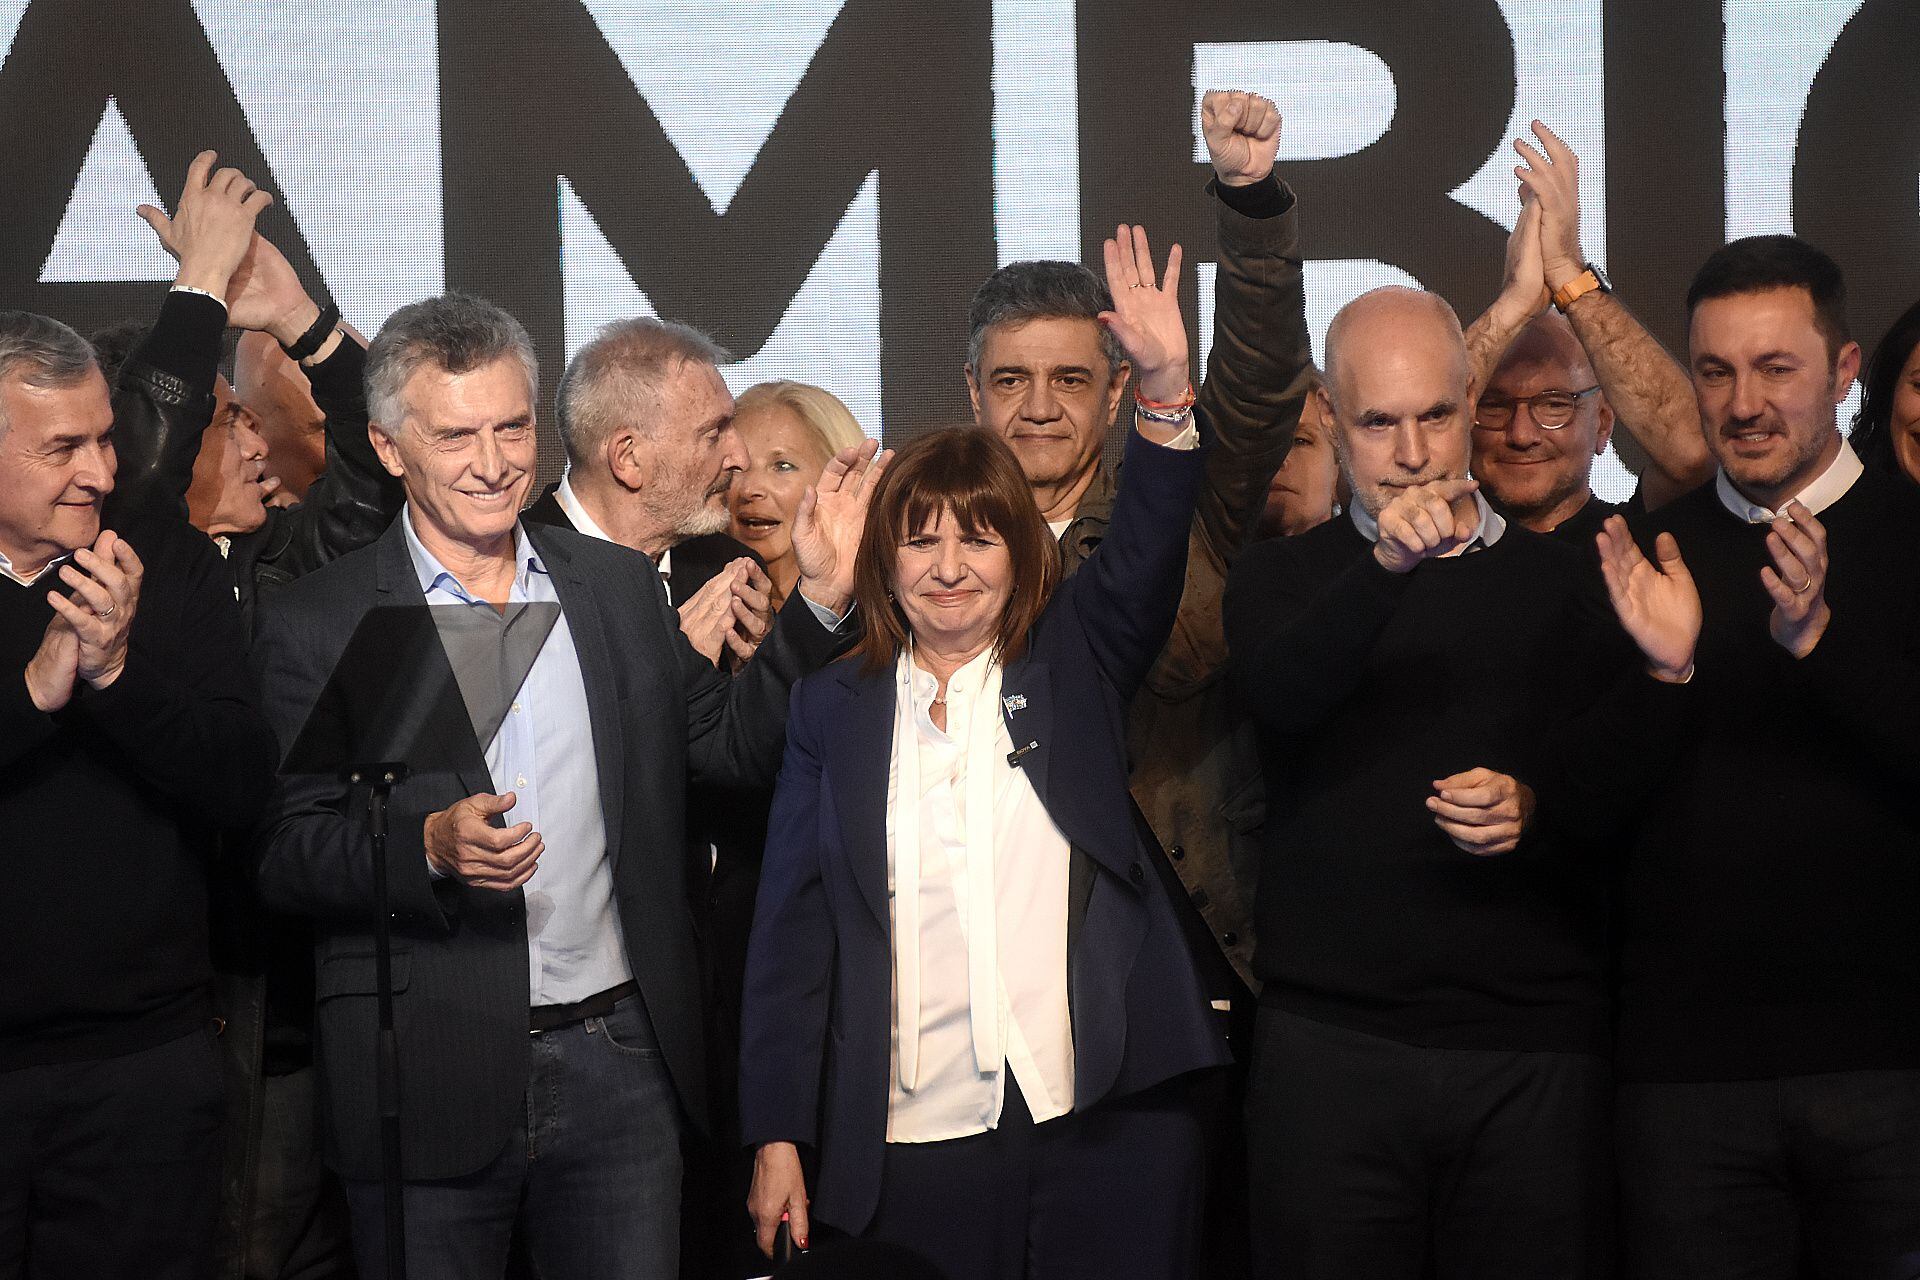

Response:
(0, 367), (113, 445)
(978, 315), (1109, 373)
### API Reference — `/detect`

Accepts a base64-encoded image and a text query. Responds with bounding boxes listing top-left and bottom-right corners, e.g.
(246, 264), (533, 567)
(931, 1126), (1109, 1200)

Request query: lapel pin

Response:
(1002, 693), (1028, 713)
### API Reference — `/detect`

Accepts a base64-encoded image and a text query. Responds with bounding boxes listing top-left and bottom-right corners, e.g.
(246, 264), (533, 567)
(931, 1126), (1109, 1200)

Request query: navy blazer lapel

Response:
(826, 661), (895, 931)
(369, 522), (494, 798)
(997, 652), (1052, 806)
(526, 524), (627, 865)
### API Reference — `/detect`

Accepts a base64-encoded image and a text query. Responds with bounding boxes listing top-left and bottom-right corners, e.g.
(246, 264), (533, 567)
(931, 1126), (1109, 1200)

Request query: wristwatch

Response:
(1552, 263), (1609, 314)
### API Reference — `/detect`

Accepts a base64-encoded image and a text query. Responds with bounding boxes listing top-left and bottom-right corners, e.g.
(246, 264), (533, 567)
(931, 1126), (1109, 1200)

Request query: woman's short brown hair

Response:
(853, 427), (1060, 672)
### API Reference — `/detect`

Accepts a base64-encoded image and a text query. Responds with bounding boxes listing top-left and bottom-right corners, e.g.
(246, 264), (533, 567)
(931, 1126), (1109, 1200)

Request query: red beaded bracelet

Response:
(1135, 385), (1197, 412)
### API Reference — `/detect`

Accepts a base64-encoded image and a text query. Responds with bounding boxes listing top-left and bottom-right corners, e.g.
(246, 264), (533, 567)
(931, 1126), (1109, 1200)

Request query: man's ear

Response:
(368, 424), (405, 479)
(964, 362), (984, 427)
(1834, 340), (1864, 404)
(1592, 400), (1616, 458)
(1104, 359), (1133, 425)
(606, 429), (653, 493)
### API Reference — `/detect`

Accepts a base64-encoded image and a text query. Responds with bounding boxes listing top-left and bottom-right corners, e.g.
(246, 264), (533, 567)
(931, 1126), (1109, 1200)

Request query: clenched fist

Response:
(1201, 90), (1282, 188)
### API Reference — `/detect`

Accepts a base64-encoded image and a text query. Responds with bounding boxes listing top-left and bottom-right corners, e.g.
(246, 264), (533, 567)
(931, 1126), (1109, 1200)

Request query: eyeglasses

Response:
(1473, 386), (1601, 431)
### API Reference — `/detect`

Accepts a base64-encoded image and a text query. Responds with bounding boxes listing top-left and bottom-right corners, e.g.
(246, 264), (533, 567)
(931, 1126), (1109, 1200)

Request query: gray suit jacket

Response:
(251, 517), (845, 1181)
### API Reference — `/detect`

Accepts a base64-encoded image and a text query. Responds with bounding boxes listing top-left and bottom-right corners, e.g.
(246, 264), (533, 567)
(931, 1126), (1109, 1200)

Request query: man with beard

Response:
(1614, 235), (1920, 1277)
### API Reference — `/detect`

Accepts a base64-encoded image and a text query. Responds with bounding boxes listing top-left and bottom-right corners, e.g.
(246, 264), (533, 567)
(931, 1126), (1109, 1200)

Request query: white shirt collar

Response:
(0, 546), (65, 587)
(399, 504), (545, 605)
(1349, 487), (1507, 553)
(1714, 438), (1864, 524)
(555, 474), (671, 581)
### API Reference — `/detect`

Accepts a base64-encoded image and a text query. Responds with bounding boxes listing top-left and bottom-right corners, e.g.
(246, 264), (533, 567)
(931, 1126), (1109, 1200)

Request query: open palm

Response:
(1596, 516), (1699, 679)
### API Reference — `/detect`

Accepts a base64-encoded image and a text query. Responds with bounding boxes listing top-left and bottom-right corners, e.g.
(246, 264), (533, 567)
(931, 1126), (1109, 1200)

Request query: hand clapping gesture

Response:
(25, 531), (144, 713)
(1512, 121), (1588, 295)
(677, 558), (773, 667)
(1761, 501), (1830, 658)
(1201, 89), (1282, 189)
(1595, 515), (1700, 682)
(791, 437), (892, 617)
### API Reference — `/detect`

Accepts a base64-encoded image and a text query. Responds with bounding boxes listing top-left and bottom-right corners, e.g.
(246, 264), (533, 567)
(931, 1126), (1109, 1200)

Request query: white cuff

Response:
(168, 284), (229, 314)
(800, 592), (855, 631)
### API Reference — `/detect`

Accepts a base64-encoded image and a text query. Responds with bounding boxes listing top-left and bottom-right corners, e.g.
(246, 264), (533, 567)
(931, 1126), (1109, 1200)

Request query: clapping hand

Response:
(1201, 89), (1281, 188)
(1099, 224), (1190, 410)
(1595, 515), (1700, 682)
(792, 437), (892, 617)
(678, 558), (773, 667)
(1761, 501), (1830, 658)
(136, 151), (273, 306)
(1512, 121), (1587, 294)
(26, 530), (144, 712)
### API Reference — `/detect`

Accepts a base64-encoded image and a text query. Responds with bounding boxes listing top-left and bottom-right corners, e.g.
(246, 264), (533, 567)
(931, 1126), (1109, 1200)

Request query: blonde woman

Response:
(729, 381), (868, 609)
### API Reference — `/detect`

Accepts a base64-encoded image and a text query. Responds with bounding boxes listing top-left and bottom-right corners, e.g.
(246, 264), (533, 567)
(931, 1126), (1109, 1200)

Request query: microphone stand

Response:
(345, 762), (411, 1280)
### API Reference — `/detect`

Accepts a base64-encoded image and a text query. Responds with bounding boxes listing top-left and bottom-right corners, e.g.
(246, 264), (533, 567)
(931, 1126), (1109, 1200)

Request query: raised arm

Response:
(1464, 196), (1551, 390)
(1517, 122), (1712, 509)
(1192, 89), (1313, 563)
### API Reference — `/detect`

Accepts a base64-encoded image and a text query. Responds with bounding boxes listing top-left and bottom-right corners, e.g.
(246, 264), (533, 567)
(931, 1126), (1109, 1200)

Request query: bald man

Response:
(1224, 288), (1700, 1278)
(1473, 312), (1620, 541)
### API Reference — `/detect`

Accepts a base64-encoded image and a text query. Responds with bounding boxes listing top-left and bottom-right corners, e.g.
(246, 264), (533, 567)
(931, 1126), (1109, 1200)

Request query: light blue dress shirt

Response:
(401, 508), (633, 1006)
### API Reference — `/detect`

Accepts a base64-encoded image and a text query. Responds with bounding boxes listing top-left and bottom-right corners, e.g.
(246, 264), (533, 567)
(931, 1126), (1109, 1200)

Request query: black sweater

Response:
(1618, 468), (1920, 1081)
(0, 514), (275, 1068)
(1225, 515), (1686, 1055)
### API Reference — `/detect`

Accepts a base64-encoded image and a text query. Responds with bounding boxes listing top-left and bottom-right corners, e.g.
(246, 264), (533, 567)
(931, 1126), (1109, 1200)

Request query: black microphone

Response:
(1007, 740), (1038, 768)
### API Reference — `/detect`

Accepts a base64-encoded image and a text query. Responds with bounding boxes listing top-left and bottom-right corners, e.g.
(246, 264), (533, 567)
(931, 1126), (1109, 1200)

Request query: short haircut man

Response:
(0, 310), (275, 1280)
(1613, 237), (1920, 1277)
(253, 292), (860, 1280)
(524, 318), (751, 589)
(1228, 287), (1696, 1278)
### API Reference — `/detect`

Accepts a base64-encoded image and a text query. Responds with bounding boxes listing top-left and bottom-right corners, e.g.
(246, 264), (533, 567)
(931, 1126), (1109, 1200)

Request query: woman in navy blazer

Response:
(739, 229), (1231, 1279)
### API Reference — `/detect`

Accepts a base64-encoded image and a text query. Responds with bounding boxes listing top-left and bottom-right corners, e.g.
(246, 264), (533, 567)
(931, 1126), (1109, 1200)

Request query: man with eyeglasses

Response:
(1466, 124), (1714, 539)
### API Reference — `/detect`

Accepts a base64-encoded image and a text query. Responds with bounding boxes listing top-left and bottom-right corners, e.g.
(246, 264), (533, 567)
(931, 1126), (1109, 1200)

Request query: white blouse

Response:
(884, 645), (1074, 1143)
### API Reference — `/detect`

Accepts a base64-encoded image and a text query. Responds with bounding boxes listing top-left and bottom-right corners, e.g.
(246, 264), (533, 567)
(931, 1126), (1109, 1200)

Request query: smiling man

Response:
(1613, 236), (1920, 1278)
(251, 293), (880, 1280)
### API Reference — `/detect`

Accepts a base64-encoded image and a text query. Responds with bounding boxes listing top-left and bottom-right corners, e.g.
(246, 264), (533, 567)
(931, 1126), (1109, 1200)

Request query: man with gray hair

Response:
(525, 316), (773, 667)
(251, 293), (883, 1280)
(0, 309), (275, 1278)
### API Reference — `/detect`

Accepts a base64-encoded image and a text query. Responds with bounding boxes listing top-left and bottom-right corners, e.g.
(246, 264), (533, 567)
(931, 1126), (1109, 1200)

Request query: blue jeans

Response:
(347, 994), (684, 1280)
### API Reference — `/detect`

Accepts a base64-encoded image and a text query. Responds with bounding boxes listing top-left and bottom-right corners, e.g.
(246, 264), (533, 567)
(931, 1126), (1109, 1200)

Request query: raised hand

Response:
(1098, 224), (1189, 405)
(46, 529), (142, 692)
(1372, 477), (1481, 573)
(1501, 192), (1551, 318)
(423, 791), (542, 891)
(1595, 515), (1700, 682)
(136, 150), (274, 302)
(1200, 89), (1282, 188)
(223, 232), (326, 347)
(1761, 501), (1830, 658)
(1512, 121), (1586, 292)
(792, 437), (892, 617)
(1426, 767), (1536, 856)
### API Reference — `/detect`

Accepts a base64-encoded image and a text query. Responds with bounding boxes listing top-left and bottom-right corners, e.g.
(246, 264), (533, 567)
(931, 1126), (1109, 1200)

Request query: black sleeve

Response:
(103, 290), (225, 525)
(63, 519), (276, 831)
(257, 338), (405, 582)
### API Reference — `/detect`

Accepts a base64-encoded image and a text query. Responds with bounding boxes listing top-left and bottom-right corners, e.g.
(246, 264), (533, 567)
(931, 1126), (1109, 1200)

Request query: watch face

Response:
(1586, 262), (1611, 292)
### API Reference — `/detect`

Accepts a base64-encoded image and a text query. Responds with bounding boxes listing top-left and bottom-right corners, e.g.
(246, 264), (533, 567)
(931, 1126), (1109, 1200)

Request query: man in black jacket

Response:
(1226, 286), (1699, 1278)
(1614, 235), (1920, 1278)
(0, 308), (276, 1279)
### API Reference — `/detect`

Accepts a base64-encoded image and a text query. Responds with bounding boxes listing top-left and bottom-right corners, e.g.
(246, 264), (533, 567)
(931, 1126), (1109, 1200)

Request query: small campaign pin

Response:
(1002, 693), (1028, 714)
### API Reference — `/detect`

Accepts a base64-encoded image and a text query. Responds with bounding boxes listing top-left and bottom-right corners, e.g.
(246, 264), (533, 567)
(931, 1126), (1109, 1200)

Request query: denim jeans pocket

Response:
(592, 997), (665, 1059)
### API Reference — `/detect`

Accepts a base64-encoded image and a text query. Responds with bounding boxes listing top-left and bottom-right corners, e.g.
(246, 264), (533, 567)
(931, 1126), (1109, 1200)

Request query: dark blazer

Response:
(522, 481), (759, 607)
(251, 517), (845, 1182)
(738, 429), (1231, 1235)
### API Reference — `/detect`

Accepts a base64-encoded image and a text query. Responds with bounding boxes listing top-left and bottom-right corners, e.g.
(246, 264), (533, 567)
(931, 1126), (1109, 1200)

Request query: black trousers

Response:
(1616, 1070), (1920, 1280)
(1246, 1006), (1613, 1279)
(858, 1076), (1207, 1280)
(0, 1026), (225, 1280)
